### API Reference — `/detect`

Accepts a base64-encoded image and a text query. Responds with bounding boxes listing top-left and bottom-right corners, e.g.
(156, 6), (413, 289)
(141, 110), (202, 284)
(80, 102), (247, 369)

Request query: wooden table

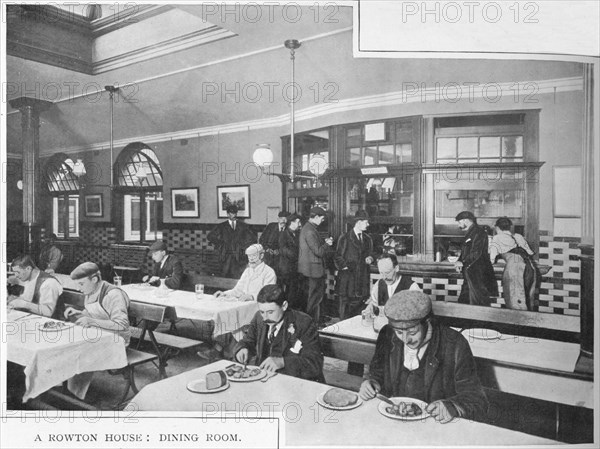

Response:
(128, 360), (558, 446)
(121, 284), (258, 338)
(6, 310), (128, 401)
(319, 316), (594, 408)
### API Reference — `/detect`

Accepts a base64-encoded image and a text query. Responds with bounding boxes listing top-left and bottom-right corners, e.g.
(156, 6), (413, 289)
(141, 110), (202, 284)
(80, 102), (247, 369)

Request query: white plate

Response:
(378, 397), (429, 420)
(39, 322), (75, 333)
(225, 365), (267, 382)
(462, 328), (502, 340)
(129, 283), (154, 291)
(186, 379), (230, 394)
(317, 390), (362, 411)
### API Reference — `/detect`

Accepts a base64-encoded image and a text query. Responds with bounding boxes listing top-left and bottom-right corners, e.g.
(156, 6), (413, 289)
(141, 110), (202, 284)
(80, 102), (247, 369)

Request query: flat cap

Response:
(310, 206), (327, 216)
(455, 210), (476, 222)
(245, 243), (264, 255)
(385, 290), (432, 329)
(278, 210), (290, 218)
(71, 262), (100, 280)
(149, 241), (167, 253)
(352, 209), (370, 221)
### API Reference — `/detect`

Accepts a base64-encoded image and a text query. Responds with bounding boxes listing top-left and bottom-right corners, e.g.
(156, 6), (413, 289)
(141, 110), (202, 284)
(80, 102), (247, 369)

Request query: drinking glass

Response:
(195, 283), (204, 299)
(113, 276), (122, 287)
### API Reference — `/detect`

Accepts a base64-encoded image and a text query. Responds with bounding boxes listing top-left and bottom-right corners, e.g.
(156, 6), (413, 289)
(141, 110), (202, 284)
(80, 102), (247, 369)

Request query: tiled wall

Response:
(53, 224), (582, 316)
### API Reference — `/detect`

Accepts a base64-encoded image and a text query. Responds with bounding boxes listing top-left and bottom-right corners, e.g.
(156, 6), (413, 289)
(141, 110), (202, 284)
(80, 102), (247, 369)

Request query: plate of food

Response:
(224, 364), (267, 382)
(317, 388), (362, 411)
(187, 371), (230, 394)
(462, 328), (502, 340)
(40, 321), (74, 332)
(378, 397), (429, 420)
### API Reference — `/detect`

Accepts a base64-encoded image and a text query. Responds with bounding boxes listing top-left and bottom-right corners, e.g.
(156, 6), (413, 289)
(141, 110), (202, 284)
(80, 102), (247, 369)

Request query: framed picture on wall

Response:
(217, 185), (251, 218)
(171, 187), (200, 218)
(84, 194), (103, 217)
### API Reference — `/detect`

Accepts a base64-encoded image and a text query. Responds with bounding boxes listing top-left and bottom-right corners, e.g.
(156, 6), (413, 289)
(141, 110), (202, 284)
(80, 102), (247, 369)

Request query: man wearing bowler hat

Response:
(334, 210), (374, 320)
(298, 206), (334, 325)
(259, 210), (290, 274)
(359, 290), (488, 423)
(143, 240), (184, 290)
(454, 211), (498, 306)
(208, 204), (257, 278)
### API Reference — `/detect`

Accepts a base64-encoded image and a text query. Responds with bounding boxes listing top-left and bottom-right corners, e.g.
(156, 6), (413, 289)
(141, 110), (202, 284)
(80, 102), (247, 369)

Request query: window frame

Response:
(43, 153), (81, 239)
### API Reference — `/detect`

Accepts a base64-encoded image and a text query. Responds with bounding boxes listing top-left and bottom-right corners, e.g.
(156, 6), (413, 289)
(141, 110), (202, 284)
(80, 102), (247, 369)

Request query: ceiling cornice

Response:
(40, 76), (584, 156)
(91, 5), (175, 37)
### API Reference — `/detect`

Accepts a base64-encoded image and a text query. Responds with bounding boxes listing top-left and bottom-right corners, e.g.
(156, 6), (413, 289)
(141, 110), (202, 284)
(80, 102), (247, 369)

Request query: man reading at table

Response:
(7, 254), (62, 318)
(142, 240), (184, 290)
(234, 284), (324, 381)
(214, 244), (276, 301)
(64, 262), (131, 399)
(359, 290), (488, 423)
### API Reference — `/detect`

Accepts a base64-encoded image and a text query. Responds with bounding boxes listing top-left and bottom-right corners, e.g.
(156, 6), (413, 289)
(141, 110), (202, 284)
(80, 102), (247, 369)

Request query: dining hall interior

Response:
(2, 2), (598, 447)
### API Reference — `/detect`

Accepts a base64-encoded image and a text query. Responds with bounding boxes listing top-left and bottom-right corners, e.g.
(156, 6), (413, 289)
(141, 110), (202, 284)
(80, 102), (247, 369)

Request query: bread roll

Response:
(323, 388), (358, 407)
(205, 371), (227, 390)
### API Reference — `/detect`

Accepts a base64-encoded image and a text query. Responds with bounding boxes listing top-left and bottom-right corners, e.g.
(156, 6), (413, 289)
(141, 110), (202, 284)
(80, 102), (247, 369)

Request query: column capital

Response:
(8, 96), (52, 112)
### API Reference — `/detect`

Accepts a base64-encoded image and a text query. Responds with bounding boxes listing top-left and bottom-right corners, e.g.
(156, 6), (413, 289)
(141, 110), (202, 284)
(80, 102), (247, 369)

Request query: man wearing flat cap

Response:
(334, 210), (374, 320)
(298, 206), (334, 325)
(359, 290), (488, 423)
(259, 210), (290, 274)
(143, 240), (184, 290)
(208, 204), (257, 278)
(64, 262), (131, 399)
(454, 211), (498, 306)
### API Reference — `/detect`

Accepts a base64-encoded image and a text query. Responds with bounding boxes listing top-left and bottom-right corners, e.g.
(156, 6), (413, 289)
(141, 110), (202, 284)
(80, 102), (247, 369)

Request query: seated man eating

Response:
(233, 284), (324, 381)
(214, 244), (276, 301)
(359, 290), (488, 423)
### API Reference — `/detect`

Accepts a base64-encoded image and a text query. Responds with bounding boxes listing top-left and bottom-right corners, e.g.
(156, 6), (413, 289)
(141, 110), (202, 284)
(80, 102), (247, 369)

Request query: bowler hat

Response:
(310, 206), (327, 216)
(278, 211), (290, 218)
(352, 209), (370, 222)
(226, 205), (239, 214)
(385, 290), (433, 329)
(149, 241), (167, 253)
(455, 211), (476, 222)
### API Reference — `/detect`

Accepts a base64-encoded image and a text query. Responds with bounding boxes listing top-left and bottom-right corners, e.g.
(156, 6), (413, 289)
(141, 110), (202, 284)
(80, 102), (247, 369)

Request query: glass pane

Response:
(68, 199), (77, 234)
(364, 146), (377, 165)
(480, 137), (500, 158)
(436, 189), (524, 218)
(397, 143), (412, 162)
(378, 145), (395, 165)
(437, 138), (456, 160)
(457, 137), (478, 159)
(57, 198), (66, 235)
(348, 147), (361, 167)
(502, 136), (523, 158)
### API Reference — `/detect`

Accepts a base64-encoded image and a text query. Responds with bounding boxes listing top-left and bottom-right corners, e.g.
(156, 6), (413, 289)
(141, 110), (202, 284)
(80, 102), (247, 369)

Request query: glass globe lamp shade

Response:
(252, 144), (274, 168)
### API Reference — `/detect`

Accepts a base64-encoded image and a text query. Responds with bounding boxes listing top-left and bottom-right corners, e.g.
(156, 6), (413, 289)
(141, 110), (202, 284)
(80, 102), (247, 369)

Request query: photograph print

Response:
(171, 187), (199, 218)
(217, 185), (250, 218)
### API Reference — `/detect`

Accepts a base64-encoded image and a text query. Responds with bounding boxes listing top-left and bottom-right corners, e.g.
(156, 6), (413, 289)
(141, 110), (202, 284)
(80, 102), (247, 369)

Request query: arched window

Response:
(44, 154), (80, 238)
(114, 142), (163, 242)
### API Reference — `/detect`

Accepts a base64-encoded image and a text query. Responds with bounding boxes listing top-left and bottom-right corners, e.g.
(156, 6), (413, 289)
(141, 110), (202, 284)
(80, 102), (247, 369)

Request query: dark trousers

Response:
(306, 276), (325, 325)
(338, 296), (367, 321)
(281, 273), (304, 312)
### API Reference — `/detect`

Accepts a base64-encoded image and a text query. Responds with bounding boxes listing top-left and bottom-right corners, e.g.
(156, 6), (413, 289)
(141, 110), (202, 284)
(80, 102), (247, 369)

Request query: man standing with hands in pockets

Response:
(359, 290), (488, 423)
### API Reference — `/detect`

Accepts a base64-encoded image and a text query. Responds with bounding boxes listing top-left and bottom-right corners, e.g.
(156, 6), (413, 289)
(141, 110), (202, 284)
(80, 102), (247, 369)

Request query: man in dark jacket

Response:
(334, 210), (374, 320)
(297, 206), (334, 325)
(359, 290), (488, 423)
(453, 211), (498, 306)
(142, 240), (184, 290)
(259, 211), (289, 274)
(208, 205), (256, 278)
(233, 284), (324, 382)
(278, 213), (303, 310)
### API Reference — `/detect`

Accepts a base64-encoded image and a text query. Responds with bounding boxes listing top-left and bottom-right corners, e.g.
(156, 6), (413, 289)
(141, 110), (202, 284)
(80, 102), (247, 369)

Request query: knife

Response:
(376, 393), (396, 406)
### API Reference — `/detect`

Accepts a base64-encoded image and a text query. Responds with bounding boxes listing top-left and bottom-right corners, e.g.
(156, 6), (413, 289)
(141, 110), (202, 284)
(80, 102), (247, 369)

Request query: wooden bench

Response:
(129, 301), (203, 378)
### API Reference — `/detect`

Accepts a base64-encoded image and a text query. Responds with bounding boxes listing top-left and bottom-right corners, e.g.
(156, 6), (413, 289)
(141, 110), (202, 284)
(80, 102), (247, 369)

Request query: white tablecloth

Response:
(129, 360), (557, 446)
(121, 285), (258, 337)
(321, 316), (582, 372)
(7, 310), (128, 401)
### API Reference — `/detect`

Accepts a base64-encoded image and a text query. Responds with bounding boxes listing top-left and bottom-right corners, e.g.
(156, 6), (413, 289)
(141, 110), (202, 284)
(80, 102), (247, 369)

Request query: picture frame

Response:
(217, 185), (251, 218)
(84, 194), (103, 217)
(171, 187), (200, 218)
